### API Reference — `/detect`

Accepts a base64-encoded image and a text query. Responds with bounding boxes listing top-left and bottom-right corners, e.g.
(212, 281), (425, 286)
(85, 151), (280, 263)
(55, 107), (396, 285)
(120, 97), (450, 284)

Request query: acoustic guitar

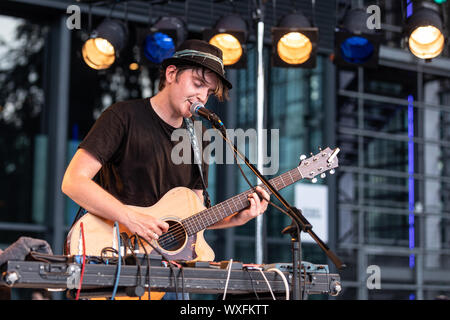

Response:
(66, 147), (339, 299)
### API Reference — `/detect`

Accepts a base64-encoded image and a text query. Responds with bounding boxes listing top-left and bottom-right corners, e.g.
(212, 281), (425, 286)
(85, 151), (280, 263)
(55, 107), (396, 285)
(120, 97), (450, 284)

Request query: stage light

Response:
(142, 16), (187, 65)
(129, 62), (139, 71)
(271, 13), (318, 68)
(405, 1), (446, 60)
(203, 15), (247, 68)
(82, 19), (128, 70)
(334, 8), (381, 68)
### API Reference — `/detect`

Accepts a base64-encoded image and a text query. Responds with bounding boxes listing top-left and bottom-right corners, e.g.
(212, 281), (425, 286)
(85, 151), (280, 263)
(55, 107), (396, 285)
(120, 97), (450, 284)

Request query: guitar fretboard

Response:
(181, 167), (303, 236)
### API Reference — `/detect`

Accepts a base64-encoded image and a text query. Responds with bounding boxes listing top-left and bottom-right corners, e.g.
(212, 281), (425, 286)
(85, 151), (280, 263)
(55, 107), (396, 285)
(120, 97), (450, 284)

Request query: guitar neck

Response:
(182, 167), (303, 236)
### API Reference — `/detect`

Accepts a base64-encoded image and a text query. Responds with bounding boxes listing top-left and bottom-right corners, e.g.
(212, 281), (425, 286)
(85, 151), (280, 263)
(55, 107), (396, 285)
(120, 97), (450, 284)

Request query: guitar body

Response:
(66, 187), (215, 300)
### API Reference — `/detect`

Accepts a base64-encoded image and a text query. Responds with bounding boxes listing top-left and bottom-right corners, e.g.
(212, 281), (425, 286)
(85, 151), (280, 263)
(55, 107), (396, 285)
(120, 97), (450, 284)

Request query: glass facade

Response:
(336, 65), (450, 300)
(0, 14), (49, 241)
(0, 12), (51, 300)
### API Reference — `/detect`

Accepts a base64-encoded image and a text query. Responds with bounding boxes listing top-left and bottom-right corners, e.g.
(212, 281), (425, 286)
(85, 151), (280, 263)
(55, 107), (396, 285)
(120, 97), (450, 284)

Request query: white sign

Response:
(294, 183), (328, 244)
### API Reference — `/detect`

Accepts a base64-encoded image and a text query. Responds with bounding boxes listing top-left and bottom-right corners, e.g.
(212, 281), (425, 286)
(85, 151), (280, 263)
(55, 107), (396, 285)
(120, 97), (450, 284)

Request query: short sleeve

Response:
(78, 108), (125, 165)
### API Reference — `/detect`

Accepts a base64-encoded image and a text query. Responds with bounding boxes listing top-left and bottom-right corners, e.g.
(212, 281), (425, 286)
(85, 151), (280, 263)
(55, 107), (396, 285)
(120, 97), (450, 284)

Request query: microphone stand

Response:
(207, 121), (345, 300)
(281, 209), (309, 300)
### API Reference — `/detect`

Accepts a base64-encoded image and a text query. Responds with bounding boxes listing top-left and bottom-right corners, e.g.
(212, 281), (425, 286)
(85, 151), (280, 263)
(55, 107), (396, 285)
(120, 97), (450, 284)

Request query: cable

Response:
(302, 265), (307, 299)
(169, 260), (186, 298)
(222, 259), (233, 300)
(111, 222), (122, 300)
(139, 236), (180, 299)
(267, 268), (289, 300)
(101, 247), (119, 264)
(123, 233), (144, 300)
(135, 234), (152, 300)
(180, 266), (185, 298)
(75, 222), (87, 300)
(28, 252), (68, 263)
(257, 268), (276, 300)
(244, 268), (260, 300)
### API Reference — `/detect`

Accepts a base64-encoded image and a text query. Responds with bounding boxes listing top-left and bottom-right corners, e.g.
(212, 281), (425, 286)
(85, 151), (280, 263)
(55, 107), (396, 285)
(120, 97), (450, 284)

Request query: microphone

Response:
(190, 102), (224, 128)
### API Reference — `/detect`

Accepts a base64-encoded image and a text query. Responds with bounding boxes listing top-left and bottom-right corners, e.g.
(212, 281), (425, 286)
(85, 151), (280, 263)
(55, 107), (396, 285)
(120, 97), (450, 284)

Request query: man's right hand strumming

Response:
(122, 209), (169, 243)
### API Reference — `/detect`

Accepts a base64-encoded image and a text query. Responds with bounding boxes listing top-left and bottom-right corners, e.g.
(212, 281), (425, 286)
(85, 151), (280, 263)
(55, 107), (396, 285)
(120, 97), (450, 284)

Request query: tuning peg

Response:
(311, 178), (318, 184)
(330, 169), (335, 175)
(299, 155), (307, 161)
(320, 173), (326, 179)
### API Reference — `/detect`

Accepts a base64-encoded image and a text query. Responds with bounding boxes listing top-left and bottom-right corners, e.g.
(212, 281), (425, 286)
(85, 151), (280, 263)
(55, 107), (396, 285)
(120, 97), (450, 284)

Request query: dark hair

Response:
(158, 64), (229, 102)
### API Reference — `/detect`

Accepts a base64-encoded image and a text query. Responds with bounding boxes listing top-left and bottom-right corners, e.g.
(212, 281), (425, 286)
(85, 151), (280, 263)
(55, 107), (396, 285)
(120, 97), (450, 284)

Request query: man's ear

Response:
(165, 65), (178, 85)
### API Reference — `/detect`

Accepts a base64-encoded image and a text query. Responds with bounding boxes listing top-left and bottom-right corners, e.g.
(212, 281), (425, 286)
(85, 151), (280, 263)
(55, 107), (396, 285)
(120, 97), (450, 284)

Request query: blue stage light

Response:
(340, 36), (375, 64)
(139, 16), (187, 66)
(333, 8), (381, 68)
(143, 32), (175, 64)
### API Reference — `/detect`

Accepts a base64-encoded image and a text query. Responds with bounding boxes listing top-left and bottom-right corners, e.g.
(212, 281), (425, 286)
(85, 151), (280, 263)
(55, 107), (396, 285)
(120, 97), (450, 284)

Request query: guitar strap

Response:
(184, 117), (212, 208)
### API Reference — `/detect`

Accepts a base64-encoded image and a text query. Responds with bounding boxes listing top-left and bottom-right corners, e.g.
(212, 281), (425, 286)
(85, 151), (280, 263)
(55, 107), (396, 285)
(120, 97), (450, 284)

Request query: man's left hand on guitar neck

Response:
(206, 186), (270, 229)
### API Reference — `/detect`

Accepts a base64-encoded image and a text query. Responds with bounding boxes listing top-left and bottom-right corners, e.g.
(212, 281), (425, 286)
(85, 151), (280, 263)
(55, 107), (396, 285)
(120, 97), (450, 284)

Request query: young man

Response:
(62, 39), (269, 246)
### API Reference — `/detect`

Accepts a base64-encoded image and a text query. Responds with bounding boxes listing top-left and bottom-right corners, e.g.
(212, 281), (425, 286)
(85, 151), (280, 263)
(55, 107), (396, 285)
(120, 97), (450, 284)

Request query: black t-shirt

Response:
(78, 98), (208, 207)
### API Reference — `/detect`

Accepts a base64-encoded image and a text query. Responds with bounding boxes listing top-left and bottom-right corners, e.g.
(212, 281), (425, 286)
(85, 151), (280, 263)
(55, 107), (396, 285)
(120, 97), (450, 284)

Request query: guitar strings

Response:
(155, 176), (288, 250)
(156, 191), (258, 248)
(156, 190), (255, 247)
(155, 180), (284, 249)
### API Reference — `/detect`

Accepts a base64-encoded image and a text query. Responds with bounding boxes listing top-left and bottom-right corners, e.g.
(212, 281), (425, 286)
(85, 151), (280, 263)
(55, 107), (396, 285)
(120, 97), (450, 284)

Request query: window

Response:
(0, 14), (49, 242)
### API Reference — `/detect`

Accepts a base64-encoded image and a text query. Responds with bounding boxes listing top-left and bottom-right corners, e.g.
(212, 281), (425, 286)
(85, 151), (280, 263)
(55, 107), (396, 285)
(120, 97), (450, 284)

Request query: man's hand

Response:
(230, 186), (270, 227)
(122, 209), (170, 243)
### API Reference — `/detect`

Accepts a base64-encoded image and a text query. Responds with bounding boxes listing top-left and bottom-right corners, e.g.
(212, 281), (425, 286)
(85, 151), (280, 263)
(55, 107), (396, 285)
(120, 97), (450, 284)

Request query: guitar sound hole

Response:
(157, 220), (186, 252)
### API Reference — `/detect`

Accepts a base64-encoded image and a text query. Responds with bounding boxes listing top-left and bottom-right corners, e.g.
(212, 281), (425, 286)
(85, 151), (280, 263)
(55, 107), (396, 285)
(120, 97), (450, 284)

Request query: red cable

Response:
(75, 222), (86, 300)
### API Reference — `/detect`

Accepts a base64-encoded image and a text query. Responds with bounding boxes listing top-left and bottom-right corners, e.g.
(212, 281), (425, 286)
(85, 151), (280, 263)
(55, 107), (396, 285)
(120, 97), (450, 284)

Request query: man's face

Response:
(165, 66), (219, 118)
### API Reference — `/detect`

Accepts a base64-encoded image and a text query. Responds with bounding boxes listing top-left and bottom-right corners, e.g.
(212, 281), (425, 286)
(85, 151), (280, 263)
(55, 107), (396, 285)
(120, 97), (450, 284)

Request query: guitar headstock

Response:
(297, 147), (340, 183)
